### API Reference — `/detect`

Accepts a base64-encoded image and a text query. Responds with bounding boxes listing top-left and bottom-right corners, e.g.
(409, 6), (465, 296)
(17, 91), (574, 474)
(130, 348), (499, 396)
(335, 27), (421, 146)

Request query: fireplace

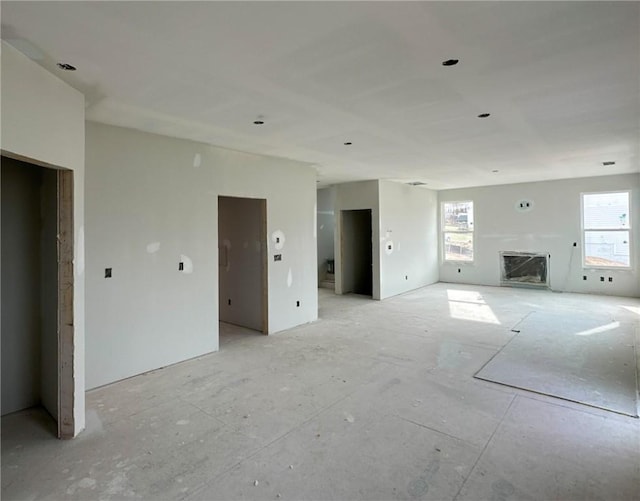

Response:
(500, 251), (549, 288)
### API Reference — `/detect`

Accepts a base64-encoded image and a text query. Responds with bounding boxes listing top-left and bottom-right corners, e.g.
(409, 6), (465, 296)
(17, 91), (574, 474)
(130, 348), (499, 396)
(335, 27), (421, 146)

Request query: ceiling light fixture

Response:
(253, 120), (264, 125)
(492, 170), (499, 173)
(344, 142), (352, 146)
(442, 59), (459, 66)
(602, 161), (615, 166)
(407, 181), (427, 186)
(57, 62), (76, 71)
(477, 113), (491, 118)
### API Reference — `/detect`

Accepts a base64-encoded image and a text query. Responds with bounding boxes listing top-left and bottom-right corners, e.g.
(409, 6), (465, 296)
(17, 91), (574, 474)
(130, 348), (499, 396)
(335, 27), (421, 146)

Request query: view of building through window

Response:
(443, 201), (474, 261)
(583, 191), (630, 268)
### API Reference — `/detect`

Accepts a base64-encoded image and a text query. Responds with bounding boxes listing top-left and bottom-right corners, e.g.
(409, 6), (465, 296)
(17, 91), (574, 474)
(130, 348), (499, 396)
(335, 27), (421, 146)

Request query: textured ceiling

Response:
(2, 1), (639, 189)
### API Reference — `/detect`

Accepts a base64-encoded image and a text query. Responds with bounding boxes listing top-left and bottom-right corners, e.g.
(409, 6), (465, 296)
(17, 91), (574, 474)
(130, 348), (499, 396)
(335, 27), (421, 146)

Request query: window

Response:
(443, 201), (474, 261)
(582, 191), (631, 268)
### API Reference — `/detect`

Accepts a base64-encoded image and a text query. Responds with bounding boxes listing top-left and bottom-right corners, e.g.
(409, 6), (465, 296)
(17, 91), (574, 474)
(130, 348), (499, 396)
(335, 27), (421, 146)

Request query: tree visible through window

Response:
(443, 201), (474, 261)
(582, 191), (630, 268)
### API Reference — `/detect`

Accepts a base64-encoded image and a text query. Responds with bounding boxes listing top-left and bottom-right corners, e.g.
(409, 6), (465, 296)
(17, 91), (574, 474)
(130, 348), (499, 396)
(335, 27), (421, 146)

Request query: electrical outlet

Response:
(105, 268), (112, 278)
(583, 275), (587, 281)
(274, 254), (282, 261)
(458, 268), (461, 273)
(228, 299), (231, 305)
(608, 277), (613, 282)
(296, 300), (300, 307)
(573, 242), (577, 247)
(600, 277), (605, 282)
(405, 275), (408, 280)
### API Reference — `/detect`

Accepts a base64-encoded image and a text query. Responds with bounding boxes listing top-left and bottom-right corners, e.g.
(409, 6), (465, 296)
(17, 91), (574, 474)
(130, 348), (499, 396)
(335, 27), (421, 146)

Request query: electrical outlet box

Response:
(105, 268), (112, 278)
(274, 254), (282, 261)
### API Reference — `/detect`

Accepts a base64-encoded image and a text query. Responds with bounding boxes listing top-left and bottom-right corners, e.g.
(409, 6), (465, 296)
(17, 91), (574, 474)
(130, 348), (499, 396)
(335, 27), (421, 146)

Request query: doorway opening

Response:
(1, 155), (75, 438)
(340, 209), (373, 297)
(218, 196), (268, 346)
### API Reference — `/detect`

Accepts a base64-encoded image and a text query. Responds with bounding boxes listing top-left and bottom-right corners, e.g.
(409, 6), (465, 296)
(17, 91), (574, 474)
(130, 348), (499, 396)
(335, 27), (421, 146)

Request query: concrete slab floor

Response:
(2, 283), (639, 500)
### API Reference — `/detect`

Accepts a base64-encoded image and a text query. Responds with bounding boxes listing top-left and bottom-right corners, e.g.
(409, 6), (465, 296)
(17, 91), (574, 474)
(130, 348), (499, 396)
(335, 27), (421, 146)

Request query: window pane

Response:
(443, 201), (474, 231)
(583, 192), (629, 229)
(444, 232), (474, 261)
(584, 231), (630, 267)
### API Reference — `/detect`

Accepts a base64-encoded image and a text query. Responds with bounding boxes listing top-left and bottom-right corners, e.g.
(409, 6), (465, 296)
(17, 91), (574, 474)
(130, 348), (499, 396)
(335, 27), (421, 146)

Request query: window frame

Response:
(442, 200), (475, 263)
(581, 190), (632, 270)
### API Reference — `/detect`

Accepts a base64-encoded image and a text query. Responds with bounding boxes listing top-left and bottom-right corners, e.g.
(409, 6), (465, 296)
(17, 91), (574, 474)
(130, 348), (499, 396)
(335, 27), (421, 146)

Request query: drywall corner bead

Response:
(179, 254), (194, 274)
(193, 153), (202, 168)
(146, 242), (161, 254)
(76, 225), (85, 276)
(272, 230), (285, 250)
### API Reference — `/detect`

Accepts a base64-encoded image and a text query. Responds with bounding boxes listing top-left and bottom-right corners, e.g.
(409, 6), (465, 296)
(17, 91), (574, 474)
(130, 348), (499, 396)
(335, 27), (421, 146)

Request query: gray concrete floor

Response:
(2, 283), (640, 500)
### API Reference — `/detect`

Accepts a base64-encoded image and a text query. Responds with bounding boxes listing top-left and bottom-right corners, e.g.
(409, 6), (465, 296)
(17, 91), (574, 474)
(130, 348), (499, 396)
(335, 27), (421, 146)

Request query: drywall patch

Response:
(193, 153), (202, 168)
(272, 230), (285, 250)
(385, 241), (394, 255)
(515, 199), (534, 212)
(287, 268), (293, 288)
(179, 254), (193, 274)
(146, 242), (161, 254)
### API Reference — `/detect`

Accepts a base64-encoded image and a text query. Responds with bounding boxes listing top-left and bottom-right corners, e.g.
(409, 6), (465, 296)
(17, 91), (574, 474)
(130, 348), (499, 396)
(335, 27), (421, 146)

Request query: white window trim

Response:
(442, 200), (475, 263)
(581, 190), (632, 270)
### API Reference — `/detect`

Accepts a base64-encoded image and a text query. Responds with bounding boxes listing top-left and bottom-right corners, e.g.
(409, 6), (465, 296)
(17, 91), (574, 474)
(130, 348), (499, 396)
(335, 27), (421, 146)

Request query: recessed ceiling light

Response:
(492, 170), (499, 173)
(602, 161), (615, 166)
(344, 142), (352, 146)
(477, 113), (491, 118)
(442, 59), (459, 66)
(253, 120), (264, 125)
(57, 62), (76, 71)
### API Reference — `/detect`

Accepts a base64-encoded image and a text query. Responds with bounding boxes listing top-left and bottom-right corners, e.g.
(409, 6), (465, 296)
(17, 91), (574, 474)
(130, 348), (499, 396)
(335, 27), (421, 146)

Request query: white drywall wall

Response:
(334, 181), (381, 299)
(316, 187), (336, 282)
(1, 161), (42, 415)
(85, 122), (317, 389)
(219, 196), (265, 331)
(439, 174), (640, 297)
(378, 181), (439, 299)
(1, 42), (85, 435)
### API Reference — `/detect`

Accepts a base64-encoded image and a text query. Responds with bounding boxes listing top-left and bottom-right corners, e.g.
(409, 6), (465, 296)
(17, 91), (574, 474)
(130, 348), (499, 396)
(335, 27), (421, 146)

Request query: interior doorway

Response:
(340, 209), (373, 297)
(218, 196), (268, 338)
(1, 156), (75, 438)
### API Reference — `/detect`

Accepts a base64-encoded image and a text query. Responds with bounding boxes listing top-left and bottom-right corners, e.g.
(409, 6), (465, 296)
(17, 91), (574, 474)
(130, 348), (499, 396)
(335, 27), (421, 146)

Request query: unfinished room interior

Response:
(1, 1), (639, 500)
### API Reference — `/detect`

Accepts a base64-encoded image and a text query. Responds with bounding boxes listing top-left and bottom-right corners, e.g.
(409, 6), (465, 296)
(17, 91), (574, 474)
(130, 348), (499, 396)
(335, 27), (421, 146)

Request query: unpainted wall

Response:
(438, 173), (640, 297)
(334, 181), (381, 299)
(316, 187), (336, 282)
(1, 43), (85, 435)
(378, 181), (439, 299)
(85, 122), (317, 389)
(1, 159), (57, 418)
